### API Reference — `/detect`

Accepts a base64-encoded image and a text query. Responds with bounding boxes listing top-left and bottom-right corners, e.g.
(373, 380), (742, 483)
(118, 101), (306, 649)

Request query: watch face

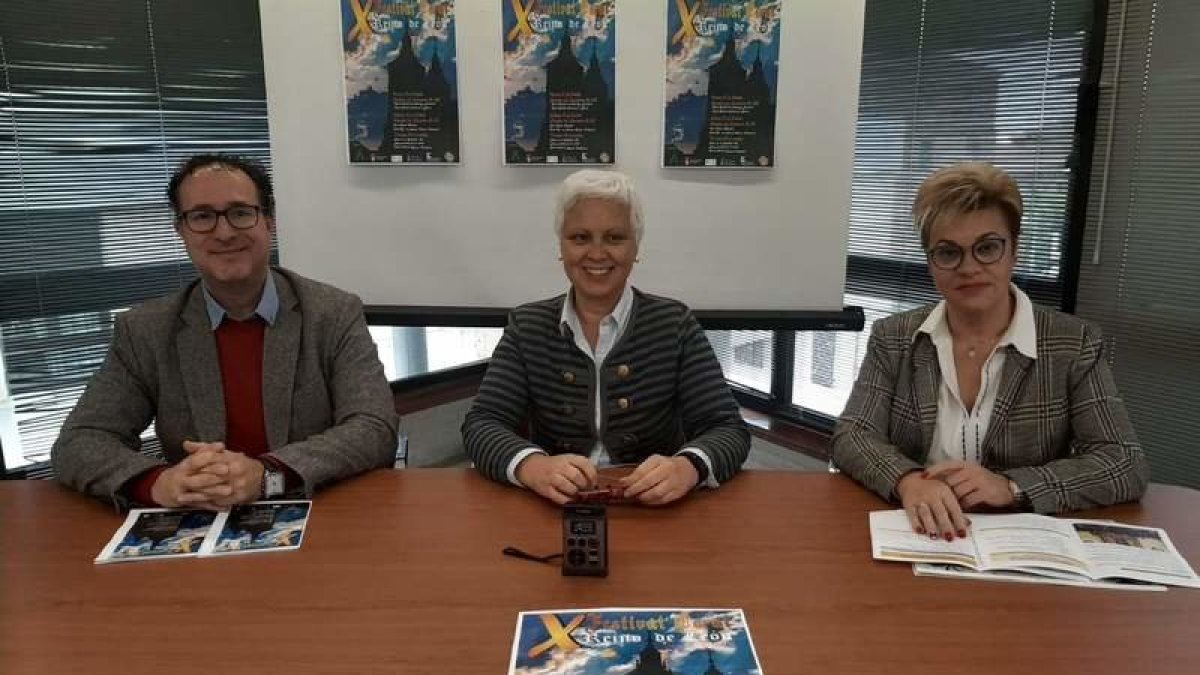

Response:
(266, 471), (285, 497)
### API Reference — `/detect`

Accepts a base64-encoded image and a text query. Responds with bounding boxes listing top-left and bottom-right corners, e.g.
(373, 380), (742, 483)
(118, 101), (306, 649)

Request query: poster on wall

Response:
(502, 0), (616, 165)
(663, 0), (782, 168)
(341, 0), (461, 164)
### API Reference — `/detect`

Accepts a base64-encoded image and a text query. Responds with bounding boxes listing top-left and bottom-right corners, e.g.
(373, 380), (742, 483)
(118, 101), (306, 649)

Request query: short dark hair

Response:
(167, 153), (275, 217)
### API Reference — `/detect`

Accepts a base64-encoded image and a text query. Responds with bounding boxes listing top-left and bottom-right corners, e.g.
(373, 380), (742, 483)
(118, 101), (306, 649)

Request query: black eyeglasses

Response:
(178, 205), (263, 233)
(927, 236), (1008, 271)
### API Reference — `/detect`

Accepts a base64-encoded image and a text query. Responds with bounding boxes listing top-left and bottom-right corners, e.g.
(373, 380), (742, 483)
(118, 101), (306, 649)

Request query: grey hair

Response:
(554, 169), (645, 244)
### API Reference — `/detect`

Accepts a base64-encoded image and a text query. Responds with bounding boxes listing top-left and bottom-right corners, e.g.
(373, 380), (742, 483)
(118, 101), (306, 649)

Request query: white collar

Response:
(916, 283), (1037, 359)
(560, 283), (635, 337)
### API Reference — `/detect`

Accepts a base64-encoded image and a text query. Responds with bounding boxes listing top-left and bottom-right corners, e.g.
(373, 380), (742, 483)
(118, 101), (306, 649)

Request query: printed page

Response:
(1066, 520), (1200, 588)
(869, 510), (981, 569)
(913, 563), (1166, 592)
(971, 513), (1093, 577)
(199, 501), (312, 556)
(94, 508), (218, 564)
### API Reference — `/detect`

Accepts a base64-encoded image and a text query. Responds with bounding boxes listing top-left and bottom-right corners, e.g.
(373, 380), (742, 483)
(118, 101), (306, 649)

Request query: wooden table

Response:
(3, 470), (1198, 674)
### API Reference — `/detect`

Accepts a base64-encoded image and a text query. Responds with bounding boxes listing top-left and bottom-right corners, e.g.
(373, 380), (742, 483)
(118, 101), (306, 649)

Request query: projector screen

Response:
(259, 0), (863, 312)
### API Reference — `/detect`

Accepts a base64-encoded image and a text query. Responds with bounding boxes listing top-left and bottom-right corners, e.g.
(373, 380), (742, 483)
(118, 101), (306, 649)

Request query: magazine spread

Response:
(507, 608), (763, 675)
(871, 509), (1200, 589)
(95, 501), (312, 564)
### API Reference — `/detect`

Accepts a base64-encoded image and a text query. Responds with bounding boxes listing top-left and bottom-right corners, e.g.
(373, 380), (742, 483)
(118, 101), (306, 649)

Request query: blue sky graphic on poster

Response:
(664, 0), (781, 165)
(503, 0), (616, 162)
(112, 511), (217, 559)
(213, 503), (310, 553)
(341, 0), (458, 161)
(509, 609), (762, 675)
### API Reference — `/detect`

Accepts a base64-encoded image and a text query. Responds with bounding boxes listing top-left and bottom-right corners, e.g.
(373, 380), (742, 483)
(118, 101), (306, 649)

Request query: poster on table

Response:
(502, 0), (616, 165)
(507, 608), (764, 675)
(663, 0), (782, 168)
(341, 0), (461, 164)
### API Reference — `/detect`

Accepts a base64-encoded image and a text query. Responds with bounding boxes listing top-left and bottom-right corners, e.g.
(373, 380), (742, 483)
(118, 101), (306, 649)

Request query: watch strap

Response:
(678, 451), (710, 485)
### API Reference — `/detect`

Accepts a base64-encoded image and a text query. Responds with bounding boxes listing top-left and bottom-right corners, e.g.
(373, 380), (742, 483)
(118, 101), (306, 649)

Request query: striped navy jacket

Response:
(462, 289), (750, 485)
(832, 304), (1149, 514)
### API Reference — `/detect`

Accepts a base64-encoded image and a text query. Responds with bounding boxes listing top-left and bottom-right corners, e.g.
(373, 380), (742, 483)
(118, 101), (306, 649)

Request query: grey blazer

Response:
(462, 289), (750, 485)
(832, 304), (1149, 514)
(51, 268), (399, 507)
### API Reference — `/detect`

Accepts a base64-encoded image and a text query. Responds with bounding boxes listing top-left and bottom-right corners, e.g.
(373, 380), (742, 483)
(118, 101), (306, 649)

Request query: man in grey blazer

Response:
(51, 154), (398, 509)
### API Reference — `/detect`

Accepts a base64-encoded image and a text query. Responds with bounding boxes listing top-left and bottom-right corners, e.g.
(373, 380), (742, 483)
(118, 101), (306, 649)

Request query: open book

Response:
(870, 509), (1200, 589)
(95, 501), (311, 564)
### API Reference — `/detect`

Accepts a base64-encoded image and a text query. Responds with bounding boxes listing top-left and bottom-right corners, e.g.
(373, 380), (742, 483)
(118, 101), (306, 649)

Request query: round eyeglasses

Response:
(927, 236), (1008, 271)
(178, 205), (263, 234)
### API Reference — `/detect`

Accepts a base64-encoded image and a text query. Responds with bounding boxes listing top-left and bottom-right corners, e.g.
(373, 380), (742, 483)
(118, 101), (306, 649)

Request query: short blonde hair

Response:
(912, 162), (1023, 248)
(554, 169), (644, 244)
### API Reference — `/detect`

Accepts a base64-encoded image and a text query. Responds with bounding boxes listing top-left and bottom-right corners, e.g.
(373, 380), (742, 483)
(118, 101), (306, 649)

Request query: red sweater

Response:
(129, 317), (275, 505)
(214, 317), (269, 455)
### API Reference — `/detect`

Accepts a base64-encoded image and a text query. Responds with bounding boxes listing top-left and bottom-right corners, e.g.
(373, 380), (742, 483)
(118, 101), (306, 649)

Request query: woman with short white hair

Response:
(833, 162), (1148, 539)
(463, 169), (750, 505)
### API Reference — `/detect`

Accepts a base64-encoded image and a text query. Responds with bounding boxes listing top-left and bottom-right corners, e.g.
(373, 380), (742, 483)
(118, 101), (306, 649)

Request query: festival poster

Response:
(663, 0), (782, 168)
(203, 501), (312, 556)
(341, 0), (461, 164)
(507, 608), (764, 674)
(94, 509), (218, 564)
(503, 0), (616, 165)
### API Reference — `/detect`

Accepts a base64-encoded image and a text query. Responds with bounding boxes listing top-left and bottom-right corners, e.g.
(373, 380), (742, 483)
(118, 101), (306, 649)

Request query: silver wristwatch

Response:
(1008, 480), (1026, 508)
(261, 466), (285, 499)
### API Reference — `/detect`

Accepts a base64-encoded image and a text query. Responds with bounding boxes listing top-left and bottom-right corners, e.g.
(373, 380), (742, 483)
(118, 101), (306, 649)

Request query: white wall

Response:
(259, 0), (864, 311)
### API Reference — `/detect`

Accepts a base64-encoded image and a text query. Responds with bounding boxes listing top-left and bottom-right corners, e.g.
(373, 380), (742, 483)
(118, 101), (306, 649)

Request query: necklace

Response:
(962, 340), (992, 360)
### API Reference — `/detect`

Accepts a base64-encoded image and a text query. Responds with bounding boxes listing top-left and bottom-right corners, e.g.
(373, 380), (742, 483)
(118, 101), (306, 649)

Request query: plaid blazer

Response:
(832, 304), (1149, 514)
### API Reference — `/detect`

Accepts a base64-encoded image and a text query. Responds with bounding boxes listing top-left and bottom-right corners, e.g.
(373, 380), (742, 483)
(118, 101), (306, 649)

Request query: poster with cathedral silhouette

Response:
(663, 0), (781, 168)
(341, 0), (461, 164)
(507, 608), (763, 674)
(503, 0), (616, 165)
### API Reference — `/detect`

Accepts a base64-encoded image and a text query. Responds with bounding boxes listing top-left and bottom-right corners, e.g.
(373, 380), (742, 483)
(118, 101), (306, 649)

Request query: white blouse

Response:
(918, 285), (1038, 466)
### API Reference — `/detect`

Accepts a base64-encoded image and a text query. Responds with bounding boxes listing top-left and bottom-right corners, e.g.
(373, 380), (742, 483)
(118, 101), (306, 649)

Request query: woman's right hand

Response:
(515, 453), (599, 505)
(896, 471), (971, 540)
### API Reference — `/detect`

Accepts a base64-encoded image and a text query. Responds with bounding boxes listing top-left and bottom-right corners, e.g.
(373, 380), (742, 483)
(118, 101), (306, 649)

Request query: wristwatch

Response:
(1008, 480), (1027, 509)
(678, 452), (710, 485)
(261, 464), (285, 500)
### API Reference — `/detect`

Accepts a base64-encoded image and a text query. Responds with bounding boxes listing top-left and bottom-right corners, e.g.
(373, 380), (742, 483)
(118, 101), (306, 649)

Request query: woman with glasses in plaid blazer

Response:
(833, 163), (1148, 541)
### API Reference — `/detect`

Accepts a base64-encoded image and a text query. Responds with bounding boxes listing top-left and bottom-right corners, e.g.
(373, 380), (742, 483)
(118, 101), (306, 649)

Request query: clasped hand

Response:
(516, 453), (700, 506)
(897, 461), (1015, 540)
(150, 441), (264, 510)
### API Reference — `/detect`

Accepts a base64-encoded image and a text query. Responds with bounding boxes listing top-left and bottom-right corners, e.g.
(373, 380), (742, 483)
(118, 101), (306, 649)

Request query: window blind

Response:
(792, 0), (1098, 421)
(0, 0), (271, 470)
(1076, 0), (1200, 488)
